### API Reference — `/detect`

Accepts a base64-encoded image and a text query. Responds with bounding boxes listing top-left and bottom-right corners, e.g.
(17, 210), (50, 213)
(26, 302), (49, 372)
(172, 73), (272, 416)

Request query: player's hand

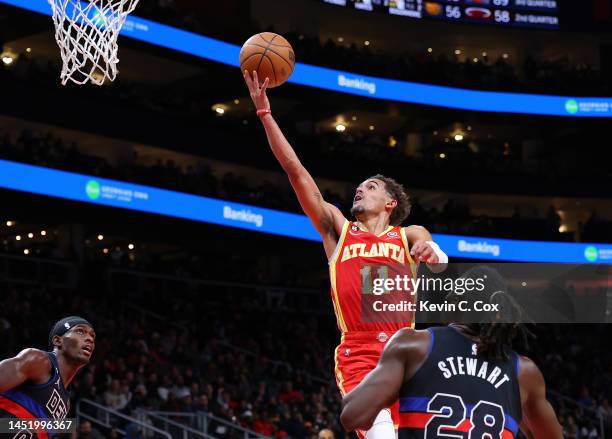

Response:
(243, 70), (270, 112)
(410, 240), (438, 264)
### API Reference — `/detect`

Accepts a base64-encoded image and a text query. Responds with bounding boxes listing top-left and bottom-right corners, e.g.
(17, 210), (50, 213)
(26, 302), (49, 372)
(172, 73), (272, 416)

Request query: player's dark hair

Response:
(368, 174), (411, 226)
(460, 266), (533, 360)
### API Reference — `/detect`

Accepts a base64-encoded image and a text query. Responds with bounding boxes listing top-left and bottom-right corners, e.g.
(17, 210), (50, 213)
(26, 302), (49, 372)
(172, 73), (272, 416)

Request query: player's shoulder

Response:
(385, 328), (431, 356)
(17, 348), (51, 367)
(517, 355), (542, 378)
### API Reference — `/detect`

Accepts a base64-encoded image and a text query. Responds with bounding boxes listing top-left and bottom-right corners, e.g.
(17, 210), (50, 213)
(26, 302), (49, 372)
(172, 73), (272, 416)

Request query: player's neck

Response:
(355, 216), (391, 236)
(55, 352), (83, 387)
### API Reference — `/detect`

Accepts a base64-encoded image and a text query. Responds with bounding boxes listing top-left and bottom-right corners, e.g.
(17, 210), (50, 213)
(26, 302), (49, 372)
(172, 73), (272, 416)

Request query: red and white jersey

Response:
(329, 221), (418, 334)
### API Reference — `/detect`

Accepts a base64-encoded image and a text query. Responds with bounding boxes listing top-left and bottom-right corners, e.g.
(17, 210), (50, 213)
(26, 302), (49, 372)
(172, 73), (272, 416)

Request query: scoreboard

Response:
(321, 0), (560, 29)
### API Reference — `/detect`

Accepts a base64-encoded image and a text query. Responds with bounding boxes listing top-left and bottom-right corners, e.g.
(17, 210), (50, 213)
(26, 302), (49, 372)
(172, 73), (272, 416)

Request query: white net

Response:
(47, 0), (140, 85)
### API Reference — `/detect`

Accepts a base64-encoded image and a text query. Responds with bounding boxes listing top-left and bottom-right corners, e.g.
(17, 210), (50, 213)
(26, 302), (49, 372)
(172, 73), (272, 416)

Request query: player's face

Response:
(61, 325), (96, 364)
(351, 179), (394, 218)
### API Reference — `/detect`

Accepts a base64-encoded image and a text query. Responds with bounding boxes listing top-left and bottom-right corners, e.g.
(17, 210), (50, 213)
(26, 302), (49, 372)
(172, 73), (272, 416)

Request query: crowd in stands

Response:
(126, 0), (610, 96)
(2, 127), (610, 243)
(1, 261), (611, 439)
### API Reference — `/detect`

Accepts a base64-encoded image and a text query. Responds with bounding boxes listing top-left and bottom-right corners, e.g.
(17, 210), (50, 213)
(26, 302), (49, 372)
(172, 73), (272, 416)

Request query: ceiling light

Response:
(6, 221), (14, 227)
(369, 125), (375, 131)
(335, 123), (346, 132)
(427, 47), (433, 53)
(454, 49), (461, 55)
(2, 56), (14, 65)
(27, 233), (34, 238)
(454, 134), (464, 141)
(16, 235), (21, 241)
(128, 244), (135, 250)
(23, 249), (30, 255)
(364, 40), (370, 46)
(439, 153), (446, 159)
(97, 234), (104, 241)
(41, 230), (47, 236)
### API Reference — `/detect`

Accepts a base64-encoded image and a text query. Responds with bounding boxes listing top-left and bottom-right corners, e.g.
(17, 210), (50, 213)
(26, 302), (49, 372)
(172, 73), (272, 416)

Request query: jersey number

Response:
(360, 264), (389, 295)
(425, 393), (505, 439)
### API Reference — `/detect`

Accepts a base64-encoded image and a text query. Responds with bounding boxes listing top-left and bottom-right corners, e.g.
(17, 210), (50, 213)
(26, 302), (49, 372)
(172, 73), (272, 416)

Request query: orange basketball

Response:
(240, 32), (295, 88)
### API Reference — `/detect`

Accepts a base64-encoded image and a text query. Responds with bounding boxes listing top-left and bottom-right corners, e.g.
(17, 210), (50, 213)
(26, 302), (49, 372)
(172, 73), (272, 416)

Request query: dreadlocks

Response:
(460, 265), (534, 360)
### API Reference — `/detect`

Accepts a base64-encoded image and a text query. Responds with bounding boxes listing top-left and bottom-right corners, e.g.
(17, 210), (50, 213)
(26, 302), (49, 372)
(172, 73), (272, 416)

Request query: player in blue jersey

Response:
(341, 267), (563, 439)
(0, 316), (95, 439)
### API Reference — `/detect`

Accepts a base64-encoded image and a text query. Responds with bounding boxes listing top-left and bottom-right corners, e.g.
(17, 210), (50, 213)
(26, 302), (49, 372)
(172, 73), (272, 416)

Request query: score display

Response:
(321, 0), (560, 29)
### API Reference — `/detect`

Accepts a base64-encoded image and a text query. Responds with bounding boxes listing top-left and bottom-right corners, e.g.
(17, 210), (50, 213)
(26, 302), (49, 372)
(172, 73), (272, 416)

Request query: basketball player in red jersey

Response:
(244, 70), (448, 439)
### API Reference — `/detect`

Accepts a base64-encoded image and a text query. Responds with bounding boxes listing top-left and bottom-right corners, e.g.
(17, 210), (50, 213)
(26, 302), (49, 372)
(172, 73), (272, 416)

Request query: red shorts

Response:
(334, 331), (400, 438)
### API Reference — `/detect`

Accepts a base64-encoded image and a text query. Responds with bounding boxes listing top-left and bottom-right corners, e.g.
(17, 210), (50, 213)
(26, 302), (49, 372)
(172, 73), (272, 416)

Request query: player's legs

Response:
(355, 408), (395, 439)
(335, 333), (399, 439)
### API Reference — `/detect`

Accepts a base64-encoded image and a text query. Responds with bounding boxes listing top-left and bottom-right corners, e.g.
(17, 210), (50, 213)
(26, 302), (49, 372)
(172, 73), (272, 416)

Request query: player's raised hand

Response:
(243, 70), (270, 112)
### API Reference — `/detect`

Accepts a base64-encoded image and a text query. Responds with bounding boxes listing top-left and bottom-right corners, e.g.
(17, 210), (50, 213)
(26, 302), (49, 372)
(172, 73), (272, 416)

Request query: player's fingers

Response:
(410, 242), (424, 256)
(418, 247), (433, 262)
(261, 77), (269, 94)
(253, 70), (260, 89)
(244, 70), (254, 91)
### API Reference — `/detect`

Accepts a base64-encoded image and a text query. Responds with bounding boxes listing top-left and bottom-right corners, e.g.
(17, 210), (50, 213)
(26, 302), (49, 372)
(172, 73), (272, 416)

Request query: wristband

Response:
(426, 240), (448, 273)
(256, 109), (271, 117)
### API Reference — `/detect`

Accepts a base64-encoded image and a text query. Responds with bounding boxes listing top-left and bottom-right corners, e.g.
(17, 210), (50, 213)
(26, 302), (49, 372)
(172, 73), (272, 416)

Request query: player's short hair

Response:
(49, 316), (93, 347)
(368, 174), (411, 226)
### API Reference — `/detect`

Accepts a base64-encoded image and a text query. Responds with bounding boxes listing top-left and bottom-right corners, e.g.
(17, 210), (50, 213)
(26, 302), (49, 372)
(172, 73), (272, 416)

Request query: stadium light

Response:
(23, 249), (29, 255)
(335, 123), (346, 132)
(6, 221), (14, 226)
(454, 134), (464, 141)
(128, 243), (135, 250)
(1, 55), (14, 65)
(41, 230), (47, 236)
(16, 235), (21, 241)
(97, 234), (104, 240)
(439, 153), (446, 159)
(27, 233), (34, 238)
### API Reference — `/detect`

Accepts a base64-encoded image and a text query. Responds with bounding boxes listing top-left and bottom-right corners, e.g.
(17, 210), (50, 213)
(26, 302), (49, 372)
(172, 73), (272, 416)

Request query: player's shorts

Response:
(334, 330), (400, 439)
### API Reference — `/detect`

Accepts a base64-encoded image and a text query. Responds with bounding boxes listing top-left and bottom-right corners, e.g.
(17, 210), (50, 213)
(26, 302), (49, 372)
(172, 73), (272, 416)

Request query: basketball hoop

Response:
(47, 0), (140, 85)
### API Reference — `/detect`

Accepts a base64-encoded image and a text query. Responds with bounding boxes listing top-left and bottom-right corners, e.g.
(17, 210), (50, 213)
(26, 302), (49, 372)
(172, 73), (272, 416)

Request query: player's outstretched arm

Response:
(341, 329), (429, 432)
(244, 70), (345, 250)
(0, 349), (51, 392)
(518, 356), (563, 439)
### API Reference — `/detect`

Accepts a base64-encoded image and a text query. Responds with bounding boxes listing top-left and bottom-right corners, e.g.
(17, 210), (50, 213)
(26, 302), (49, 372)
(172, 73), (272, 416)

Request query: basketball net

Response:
(47, 0), (140, 85)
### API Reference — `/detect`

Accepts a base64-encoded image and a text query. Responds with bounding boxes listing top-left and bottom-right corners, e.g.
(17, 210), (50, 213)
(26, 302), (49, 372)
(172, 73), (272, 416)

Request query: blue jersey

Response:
(0, 352), (70, 438)
(398, 326), (522, 439)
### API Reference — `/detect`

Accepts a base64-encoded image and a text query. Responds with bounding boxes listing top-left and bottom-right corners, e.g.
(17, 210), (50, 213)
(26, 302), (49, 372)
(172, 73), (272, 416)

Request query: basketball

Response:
(240, 32), (296, 88)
